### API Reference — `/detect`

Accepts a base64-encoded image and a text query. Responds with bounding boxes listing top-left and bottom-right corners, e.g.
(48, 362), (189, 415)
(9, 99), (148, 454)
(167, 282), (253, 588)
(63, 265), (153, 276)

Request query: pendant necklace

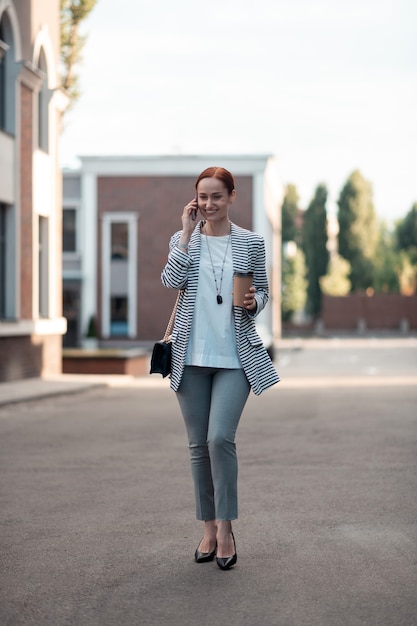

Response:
(204, 227), (231, 305)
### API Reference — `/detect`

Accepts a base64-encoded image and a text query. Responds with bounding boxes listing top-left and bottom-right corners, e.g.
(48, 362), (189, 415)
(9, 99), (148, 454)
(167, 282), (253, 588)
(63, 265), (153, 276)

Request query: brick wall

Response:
(96, 175), (253, 341)
(322, 294), (417, 330)
(63, 352), (148, 376)
(0, 335), (61, 382)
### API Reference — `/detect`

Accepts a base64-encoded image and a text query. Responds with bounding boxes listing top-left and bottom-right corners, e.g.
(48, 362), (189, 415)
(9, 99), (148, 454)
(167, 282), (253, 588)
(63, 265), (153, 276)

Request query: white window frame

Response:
(101, 212), (137, 338)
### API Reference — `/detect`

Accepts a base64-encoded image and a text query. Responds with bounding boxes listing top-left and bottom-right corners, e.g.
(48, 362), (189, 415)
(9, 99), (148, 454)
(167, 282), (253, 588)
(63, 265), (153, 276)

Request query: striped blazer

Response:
(161, 221), (280, 395)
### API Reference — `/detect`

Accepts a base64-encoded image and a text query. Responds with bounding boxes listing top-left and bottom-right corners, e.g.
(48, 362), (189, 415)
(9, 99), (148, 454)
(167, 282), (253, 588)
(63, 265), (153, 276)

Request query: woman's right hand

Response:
(181, 197), (198, 233)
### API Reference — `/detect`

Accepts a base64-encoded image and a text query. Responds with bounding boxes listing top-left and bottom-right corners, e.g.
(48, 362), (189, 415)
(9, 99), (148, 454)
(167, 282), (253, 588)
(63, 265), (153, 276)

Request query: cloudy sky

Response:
(59, 0), (417, 222)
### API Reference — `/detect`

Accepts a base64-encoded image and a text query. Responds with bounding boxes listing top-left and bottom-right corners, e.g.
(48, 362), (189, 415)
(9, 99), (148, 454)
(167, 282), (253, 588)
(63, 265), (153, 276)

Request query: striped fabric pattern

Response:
(161, 221), (280, 395)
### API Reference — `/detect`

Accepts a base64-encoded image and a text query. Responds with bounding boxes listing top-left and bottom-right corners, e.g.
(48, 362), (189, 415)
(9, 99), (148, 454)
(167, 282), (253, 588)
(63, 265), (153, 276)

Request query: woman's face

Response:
(196, 177), (236, 224)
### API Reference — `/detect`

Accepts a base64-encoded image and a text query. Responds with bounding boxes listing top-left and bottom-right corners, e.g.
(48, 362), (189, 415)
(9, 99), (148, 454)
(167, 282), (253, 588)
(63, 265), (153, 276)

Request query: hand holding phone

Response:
(191, 196), (198, 220)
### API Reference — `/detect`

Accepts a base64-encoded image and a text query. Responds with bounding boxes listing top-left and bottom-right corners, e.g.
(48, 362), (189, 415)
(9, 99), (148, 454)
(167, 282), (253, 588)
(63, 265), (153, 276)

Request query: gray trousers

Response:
(176, 366), (250, 521)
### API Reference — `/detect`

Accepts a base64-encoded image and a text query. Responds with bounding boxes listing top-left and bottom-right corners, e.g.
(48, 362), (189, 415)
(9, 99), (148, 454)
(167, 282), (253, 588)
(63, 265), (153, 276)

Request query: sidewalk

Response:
(1, 335), (416, 407)
(0, 373), (173, 407)
(0, 376), (106, 407)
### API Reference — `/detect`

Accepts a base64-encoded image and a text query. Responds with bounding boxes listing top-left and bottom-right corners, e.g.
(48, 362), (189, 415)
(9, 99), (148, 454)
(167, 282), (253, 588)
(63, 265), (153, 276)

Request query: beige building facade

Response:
(0, 0), (68, 382)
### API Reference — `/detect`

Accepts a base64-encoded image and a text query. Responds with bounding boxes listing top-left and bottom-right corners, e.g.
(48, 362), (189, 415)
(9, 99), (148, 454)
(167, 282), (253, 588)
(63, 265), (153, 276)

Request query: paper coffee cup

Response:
(233, 272), (253, 307)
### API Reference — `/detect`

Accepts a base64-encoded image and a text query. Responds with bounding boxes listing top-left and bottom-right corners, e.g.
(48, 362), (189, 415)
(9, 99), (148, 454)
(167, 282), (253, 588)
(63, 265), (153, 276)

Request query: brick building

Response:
(0, 0), (68, 382)
(62, 155), (283, 351)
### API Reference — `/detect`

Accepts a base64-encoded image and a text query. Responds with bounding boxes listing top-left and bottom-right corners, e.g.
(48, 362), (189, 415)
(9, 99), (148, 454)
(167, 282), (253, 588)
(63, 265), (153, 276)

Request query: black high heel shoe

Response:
(216, 532), (237, 570)
(195, 540), (217, 563)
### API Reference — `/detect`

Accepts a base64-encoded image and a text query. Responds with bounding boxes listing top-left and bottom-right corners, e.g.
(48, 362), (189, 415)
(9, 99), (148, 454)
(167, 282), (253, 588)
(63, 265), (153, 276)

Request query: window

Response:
(38, 216), (49, 317)
(110, 296), (128, 336)
(101, 213), (137, 338)
(37, 48), (49, 152)
(63, 208), (76, 252)
(109, 223), (129, 336)
(0, 202), (15, 320)
(0, 204), (6, 317)
(0, 39), (7, 129)
(111, 222), (128, 259)
(0, 12), (16, 135)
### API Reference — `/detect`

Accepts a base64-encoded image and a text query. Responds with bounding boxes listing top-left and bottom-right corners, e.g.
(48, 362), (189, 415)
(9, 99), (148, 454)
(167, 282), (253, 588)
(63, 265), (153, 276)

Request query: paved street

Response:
(1, 338), (417, 626)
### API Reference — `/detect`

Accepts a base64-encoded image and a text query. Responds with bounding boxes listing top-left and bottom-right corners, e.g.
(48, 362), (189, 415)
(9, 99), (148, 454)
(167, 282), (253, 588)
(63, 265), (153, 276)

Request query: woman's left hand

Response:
(243, 286), (257, 311)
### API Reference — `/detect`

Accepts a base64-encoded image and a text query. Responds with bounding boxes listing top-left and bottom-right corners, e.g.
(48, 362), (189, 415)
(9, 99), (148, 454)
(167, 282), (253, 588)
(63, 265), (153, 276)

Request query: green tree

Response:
(372, 222), (400, 293)
(303, 184), (329, 316)
(337, 170), (378, 290)
(281, 184), (300, 243)
(394, 203), (417, 293)
(60, 0), (98, 111)
(320, 254), (351, 296)
(281, 247), (307, 322)
(395, 203), (417, 251)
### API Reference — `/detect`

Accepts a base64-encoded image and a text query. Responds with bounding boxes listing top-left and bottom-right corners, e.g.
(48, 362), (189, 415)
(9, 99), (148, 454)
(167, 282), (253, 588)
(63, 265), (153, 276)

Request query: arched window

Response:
(37, 47), (49, 152)
(0, 10), (16, 135)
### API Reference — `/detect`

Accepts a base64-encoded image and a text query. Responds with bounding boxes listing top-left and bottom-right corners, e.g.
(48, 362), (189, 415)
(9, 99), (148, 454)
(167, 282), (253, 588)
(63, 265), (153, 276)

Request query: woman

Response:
(161, 166), (279, 570)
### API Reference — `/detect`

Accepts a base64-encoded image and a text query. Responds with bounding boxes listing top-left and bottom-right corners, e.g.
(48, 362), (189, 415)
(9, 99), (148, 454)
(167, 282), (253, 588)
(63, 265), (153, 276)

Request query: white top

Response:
(185, 235), (242, 368)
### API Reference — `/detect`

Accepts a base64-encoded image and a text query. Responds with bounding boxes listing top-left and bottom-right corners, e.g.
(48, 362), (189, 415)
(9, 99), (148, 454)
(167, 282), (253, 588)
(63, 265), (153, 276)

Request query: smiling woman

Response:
(160, 166), (279, 570)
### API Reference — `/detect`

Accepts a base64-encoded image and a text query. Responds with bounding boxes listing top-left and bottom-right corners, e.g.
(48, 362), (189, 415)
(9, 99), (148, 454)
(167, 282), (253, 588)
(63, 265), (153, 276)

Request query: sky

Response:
(59, 0), (417, 223)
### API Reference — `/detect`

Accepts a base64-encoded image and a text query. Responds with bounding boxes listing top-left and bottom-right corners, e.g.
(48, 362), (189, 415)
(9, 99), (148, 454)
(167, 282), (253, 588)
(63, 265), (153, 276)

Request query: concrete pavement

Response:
(1, 338), (416, 625)
(0, 376), (106, 407)
(1, 336), (416, 407)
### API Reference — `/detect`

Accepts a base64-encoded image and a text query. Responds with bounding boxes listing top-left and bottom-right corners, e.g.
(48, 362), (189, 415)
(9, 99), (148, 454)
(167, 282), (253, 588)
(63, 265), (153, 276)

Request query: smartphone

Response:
(191, 196), (198, 220)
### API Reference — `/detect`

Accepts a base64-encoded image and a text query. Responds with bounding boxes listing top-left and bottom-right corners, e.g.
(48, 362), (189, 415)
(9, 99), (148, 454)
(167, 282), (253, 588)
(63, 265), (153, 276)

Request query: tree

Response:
(320, 254), (351, 296)
(372, 222), (400, 293)
(397, 251), (417, 295)
(302, 184), (329, 316)
(281, 184), (300, 243)
(86, 315), (97, 337)
(281, 247), (307, 322)
(395, 203), (417, 252)
(60, 0), (98, 111)
(393, 203), (417, 294)
(337, 170), (378, 291)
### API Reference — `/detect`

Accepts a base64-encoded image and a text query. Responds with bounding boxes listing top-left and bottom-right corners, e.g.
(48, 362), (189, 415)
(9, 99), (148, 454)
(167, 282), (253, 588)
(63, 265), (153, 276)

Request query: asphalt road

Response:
(1, 339), (416, 626)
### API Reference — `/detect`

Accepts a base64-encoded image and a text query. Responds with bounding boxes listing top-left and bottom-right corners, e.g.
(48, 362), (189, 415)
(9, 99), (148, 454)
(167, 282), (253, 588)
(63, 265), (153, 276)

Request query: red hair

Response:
(195, 167), (235, 195)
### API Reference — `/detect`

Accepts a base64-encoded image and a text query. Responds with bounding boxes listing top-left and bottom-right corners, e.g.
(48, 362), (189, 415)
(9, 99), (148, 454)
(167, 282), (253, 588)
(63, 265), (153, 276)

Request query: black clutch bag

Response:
(150, 292), (180, 377)
(150, 340), (172, 378)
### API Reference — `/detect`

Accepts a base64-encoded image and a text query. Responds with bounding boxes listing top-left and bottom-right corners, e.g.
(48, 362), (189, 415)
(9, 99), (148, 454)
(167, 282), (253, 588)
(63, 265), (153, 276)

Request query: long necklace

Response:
(204, 229), (231, 305)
